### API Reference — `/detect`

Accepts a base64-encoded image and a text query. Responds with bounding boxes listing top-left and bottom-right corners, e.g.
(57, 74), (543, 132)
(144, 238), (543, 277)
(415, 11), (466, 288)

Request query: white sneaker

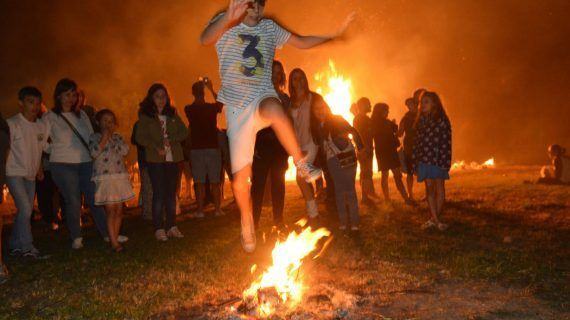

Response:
(241, 229), (256, 253)
(215, 209), (226, 217)
(72, 237), (84, 250)
(296, 161), (323, 183)
(104, 235), (129, 243)
(339, 225), (347, 231)
(194, 212), (205, 219)
(167, 226), (184, 238)
(306, 200), (319, 218)
(351, 226), (360, 231)
(155, 229), (168, 242)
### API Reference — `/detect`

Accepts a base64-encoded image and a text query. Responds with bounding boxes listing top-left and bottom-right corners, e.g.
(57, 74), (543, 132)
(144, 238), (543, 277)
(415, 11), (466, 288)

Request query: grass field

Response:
(0, 166), (568, 319)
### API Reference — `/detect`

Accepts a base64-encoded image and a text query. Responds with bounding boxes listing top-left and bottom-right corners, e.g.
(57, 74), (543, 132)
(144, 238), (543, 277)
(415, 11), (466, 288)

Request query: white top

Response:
(291, 94), (317, 162)
(43, 110), (94, 163)
(6, 113), (50, 180)
(158, 115), (173, 162)
(214, 16), (291, 110)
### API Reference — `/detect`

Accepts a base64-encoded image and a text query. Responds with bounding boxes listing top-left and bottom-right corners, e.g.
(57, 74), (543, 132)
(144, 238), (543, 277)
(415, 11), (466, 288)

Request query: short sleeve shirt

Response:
(214, 15), (291, 110)
(185, 102), (223, 149)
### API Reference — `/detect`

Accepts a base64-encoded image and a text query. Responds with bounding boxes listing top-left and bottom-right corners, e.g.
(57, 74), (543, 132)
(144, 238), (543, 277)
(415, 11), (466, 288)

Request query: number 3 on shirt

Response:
(238, 34), (264, 77)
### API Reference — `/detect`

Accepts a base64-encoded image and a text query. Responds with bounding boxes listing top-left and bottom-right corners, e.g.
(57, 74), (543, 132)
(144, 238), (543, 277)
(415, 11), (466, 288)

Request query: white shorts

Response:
(226, 92), (277, 174)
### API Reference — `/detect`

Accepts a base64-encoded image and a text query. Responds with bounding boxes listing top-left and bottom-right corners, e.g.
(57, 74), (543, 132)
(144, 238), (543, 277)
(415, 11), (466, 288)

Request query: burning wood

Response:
(236, 219), (331, 318)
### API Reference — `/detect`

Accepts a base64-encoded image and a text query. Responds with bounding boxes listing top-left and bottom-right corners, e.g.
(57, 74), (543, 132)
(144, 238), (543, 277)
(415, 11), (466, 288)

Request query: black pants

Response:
(36, 170), (64, 224)
(251, 155), (287, 226)
(147, 162), (180, 231)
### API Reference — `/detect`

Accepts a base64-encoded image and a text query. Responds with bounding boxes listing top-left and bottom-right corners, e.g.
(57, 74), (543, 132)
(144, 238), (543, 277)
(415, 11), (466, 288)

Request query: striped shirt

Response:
(214, 15), (291, 109)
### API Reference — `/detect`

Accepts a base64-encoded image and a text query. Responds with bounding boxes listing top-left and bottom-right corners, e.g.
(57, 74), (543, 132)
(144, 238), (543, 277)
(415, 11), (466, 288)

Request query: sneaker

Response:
(306, 200), (319, 218)
(72, 237), (84, 250)
(167, 226), (184, 238)
(9, 249), (22, 256)
(296, 161), (323, 183)
(241, 230), (256, 253)
(155, 229), (168, 242)
(104, 235), (129, 243)
(421, 220), (436, 230)
(0, 265), (8, 284)
(215, 209), (226, 217)
(351, 226), (360, 231)
(194, 211), (205, 219)
(22, 247), (50, 260)
(339, 225), (347, 231)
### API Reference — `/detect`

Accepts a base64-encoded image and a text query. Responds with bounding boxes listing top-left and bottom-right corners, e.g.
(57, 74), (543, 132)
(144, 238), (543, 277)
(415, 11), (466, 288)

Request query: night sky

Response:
(1, 0), (569, 164)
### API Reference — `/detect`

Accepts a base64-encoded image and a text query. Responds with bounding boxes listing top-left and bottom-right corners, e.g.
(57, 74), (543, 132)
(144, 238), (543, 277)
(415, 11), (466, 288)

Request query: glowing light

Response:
(315, 59), (355, 123)
(242, 221), (331, 317)
(451, 158), (496, 171)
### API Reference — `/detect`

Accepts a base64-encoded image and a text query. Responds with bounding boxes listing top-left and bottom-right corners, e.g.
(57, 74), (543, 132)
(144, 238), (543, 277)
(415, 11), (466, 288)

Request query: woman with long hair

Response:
(43, 79), (112, 249)
(310, 94), (364, 230)
(288, 68), (320, 219)
(413, 91), (452, 231)
(135, 83), (188, 241)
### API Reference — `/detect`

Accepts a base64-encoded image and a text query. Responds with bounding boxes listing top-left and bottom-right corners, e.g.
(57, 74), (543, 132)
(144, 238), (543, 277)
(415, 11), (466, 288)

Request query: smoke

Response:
(1, 0), (569, 164)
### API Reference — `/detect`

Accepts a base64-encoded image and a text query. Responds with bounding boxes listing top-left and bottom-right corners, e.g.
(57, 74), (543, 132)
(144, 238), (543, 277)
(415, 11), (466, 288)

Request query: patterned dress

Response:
(89, 133), (135, 205)
(413, 114), (452, 180)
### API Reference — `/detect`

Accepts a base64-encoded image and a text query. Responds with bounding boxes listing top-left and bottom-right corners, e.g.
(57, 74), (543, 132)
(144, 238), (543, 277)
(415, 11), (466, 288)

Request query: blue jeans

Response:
(6, 176), (36, 251)
(327, 157), (360, 226)
(147, 162), (180, 230)
(51, 162), (108, 240)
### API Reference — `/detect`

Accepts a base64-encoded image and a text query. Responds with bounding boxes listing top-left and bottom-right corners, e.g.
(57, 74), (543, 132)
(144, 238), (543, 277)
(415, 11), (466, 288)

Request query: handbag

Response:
(336, 149), (358, 169)
(59, 113), (92, 156)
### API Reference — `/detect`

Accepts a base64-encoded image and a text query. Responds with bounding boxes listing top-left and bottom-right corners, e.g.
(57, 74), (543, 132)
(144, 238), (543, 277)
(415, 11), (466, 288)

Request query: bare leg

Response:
(381, 170), (390, 201)
(115, 204), (123, 244)
(195, 183), (206, 213)
(296, 175), (315, 202)
(211, 183), (222, 211)
(406, 174), (414, 200)
(232, 165), (255, 251)
(258, 98), (303, 163)
(105, 204), (120, 249)
(424, 180), (439, 223)
(392, 168), (410, 201)
(435, 179), (446, 217)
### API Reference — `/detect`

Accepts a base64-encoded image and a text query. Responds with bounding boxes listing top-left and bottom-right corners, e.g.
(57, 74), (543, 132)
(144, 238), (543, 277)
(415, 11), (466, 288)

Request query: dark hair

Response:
(95, 109), (116, 125)
(139, 83), (176, 117)
(309, 93), (332, 145)
(53, 78), (82, 117)
(192, 81), (205, 98)
(356, 97), (371, 114)
(414, 91), (449, 127)
(413, 88), (427, 105)
(18, 86), (42, 101)
(405, 97), (415, 108)
(272, 60), (286, 91)
(288, 68), (310, 104)
(549, 144), (566, 156)
(371, 103), (389, 124)
(254, 0), (266, 6)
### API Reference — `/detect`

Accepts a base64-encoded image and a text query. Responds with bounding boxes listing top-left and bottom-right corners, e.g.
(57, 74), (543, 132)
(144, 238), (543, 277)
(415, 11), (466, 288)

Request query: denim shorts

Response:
(417, 162), (450, 182)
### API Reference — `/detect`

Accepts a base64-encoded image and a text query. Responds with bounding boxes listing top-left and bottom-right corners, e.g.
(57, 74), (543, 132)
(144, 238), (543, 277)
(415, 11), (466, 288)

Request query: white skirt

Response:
(93, 174), (135, 206)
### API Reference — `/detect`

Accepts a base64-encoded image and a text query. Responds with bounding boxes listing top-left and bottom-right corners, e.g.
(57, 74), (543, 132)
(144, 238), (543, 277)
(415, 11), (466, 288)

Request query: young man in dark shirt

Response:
(353, 97), (378, 204)
(185, 79), (224, 218)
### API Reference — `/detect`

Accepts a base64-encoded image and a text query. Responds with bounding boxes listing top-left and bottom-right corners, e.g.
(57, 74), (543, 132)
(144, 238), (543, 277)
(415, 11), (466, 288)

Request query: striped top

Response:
(214, 15), (291, 109)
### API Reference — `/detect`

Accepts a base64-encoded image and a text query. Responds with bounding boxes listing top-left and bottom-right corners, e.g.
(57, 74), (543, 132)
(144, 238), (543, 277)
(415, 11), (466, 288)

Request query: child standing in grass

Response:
(89, 109), (134, 252)
(538, 144), (570, 185)
(413, 91), (452, 231)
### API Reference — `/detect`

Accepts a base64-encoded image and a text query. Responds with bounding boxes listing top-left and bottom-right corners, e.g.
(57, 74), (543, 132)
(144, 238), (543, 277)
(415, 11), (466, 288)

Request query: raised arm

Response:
(286, 12), (355, 49)
(200, 0), (251, 45)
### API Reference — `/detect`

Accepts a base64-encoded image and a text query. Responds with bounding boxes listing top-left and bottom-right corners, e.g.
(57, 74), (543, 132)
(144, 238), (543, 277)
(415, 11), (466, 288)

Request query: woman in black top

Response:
(371, 103), (412, 204)
(251, 60), (291, 227)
